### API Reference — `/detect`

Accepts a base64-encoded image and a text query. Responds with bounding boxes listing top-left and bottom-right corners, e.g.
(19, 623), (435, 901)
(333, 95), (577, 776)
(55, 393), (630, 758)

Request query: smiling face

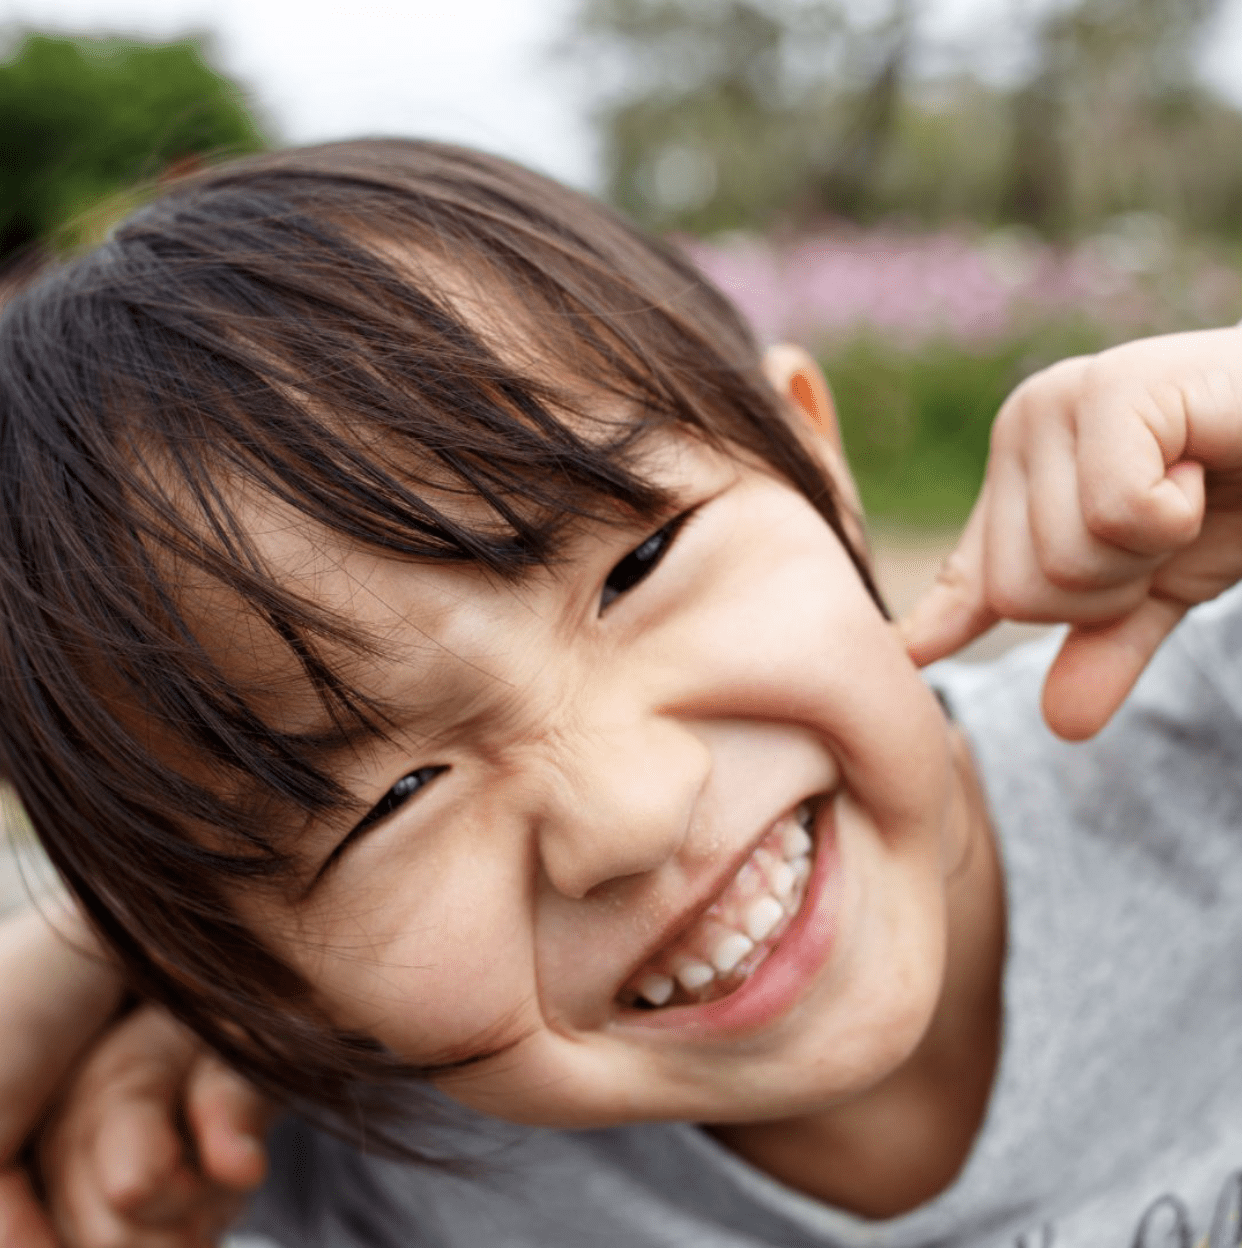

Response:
(236, 361), (964, 1134)
(0, 141), (997, 1177)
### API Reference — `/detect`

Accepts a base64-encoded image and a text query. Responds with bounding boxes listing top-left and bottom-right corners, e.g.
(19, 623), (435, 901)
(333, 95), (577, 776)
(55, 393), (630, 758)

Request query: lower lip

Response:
(614, 799), (841, 1037)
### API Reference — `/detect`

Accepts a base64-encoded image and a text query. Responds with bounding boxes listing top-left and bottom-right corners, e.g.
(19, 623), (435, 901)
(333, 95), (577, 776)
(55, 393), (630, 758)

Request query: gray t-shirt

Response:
(237, 586), (1242, 1248)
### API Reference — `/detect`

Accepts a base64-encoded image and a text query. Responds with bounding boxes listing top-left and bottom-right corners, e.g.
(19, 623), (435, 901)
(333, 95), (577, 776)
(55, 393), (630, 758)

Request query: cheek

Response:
(284, 835), (540, 1062)
(684, 510), (951, 831)
(827, 790), (950, 1048)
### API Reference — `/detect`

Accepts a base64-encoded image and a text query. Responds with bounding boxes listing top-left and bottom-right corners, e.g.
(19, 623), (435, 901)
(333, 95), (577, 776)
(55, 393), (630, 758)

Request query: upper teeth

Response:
(671, 956), (712, 992)
(624, 801), (818, 1009)
(745, 896), (784, 941)
(636, 972), (675, 1005)
(711, 931), (754, 974)
(781, 822), (813, 860)
(767, 859), (797, 900)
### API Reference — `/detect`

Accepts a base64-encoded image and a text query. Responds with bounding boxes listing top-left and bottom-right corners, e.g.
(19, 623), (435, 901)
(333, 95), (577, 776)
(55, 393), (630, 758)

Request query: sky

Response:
(3, 0), (1242, 194)
(0, 0), (595, 184)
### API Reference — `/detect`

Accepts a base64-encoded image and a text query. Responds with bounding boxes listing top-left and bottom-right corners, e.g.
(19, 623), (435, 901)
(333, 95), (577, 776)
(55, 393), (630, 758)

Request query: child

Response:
(4, 138), (1242, 1248)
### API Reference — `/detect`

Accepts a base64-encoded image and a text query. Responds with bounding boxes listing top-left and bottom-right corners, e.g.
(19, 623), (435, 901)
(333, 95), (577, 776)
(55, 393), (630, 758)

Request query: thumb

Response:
(899, 497), (997, 667)
(0, 1168), (57, 1248)
(1041, 596), (1188, 740)
(186, 1054), (272, 1192)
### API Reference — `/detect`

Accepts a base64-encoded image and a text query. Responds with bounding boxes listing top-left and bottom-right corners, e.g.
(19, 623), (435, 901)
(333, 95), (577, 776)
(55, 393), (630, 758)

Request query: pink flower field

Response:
(682, 220), (1241, 350)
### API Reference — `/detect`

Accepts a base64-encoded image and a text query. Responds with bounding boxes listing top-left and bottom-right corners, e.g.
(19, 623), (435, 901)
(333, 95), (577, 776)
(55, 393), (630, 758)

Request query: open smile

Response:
(618, 798), (825, 1011)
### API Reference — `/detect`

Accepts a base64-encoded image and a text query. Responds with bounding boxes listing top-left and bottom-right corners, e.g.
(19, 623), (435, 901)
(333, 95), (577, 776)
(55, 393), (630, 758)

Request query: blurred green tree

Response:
(0, 32), (265, 267)
(1005, 0), (1230, 234)
(565, 0), (1242, 238)
(567, 0), (914, 233)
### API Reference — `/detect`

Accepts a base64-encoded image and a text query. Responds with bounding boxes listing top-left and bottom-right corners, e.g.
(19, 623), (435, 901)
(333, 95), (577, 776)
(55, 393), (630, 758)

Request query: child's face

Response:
(237, 354), (961, 1130)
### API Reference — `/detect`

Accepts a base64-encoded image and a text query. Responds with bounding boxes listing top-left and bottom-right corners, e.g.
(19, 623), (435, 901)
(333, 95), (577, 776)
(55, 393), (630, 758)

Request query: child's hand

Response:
(37, 1004), (272, 1248)
(900, 327), (1242, 740)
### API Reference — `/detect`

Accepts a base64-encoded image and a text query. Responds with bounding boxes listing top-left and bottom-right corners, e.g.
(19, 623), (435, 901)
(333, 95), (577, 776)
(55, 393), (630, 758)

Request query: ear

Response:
(761, 343), (844, 452)
(761, 343), (863, 522)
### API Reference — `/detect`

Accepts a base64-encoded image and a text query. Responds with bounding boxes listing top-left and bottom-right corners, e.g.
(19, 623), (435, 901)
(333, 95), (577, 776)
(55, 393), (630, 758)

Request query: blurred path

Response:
(0, 530), (1050, 916)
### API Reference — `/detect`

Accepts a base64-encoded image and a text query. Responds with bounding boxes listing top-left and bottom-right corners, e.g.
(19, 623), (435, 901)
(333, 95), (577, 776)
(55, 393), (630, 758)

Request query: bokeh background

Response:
(3, 0), (1242, 906)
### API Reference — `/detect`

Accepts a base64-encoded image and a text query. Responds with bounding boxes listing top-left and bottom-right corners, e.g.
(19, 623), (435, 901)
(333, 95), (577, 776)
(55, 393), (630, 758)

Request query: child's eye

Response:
(600, 512), (692, 611)
(313, 764), (447, 887)
(354, 764), (447, 835)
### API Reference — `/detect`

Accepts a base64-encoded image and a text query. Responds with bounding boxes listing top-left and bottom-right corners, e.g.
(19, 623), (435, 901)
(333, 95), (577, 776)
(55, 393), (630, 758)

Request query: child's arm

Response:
(0, 900), (271, 1247)
(35, 1003), (271, 1248)
(0, 900), (123, 1248)
(900, 326), (1242, 740)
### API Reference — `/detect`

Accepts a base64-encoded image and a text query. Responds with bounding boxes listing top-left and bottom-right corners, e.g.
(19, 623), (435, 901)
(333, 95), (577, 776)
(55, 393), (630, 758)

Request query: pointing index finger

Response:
(898, 497), (997, 667)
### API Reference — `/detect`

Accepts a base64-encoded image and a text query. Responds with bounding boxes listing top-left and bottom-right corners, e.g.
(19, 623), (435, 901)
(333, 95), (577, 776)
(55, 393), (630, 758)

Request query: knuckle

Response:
(987, 396), (1022, 451)
(100, 1157), (175, 1213)
(982, 567), (1038, 621)
(98, 1170), (144, 1212)
(991, 359), (1084, 456)
(1077, 351), (1115, 399)
(87, 1224), (128, 1248)
(984, 583), (1028, 622)
(1078, 348), (1142, 415)
(1021, 517), (1100, 596)
(989, 383), (1040, 454)
(1079, 483), (1146, 547)
(1036, 543), (1101, 593)
(1222, 365), (1242, 428)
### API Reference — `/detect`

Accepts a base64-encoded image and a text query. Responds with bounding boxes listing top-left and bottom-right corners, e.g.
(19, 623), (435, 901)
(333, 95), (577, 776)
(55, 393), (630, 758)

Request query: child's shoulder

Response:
(931, 583), (1242, 907)
(914, 585), (1242, 1248)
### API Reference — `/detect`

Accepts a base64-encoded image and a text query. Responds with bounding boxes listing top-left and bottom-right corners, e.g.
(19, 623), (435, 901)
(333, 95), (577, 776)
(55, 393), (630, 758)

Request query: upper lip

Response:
(612, 796), (818, 1002)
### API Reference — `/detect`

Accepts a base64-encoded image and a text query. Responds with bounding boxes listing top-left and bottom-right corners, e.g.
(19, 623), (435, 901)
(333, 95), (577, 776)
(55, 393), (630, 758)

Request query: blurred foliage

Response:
(567, 0), (1242, 239)
(0, 32), (265, 266)
(567, 0), (1242, 524)
(825, 321), (1112, 524)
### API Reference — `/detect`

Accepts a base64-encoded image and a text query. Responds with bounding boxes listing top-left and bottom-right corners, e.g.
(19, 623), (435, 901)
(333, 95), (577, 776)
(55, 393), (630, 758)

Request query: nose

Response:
(532, 702), (709, 900)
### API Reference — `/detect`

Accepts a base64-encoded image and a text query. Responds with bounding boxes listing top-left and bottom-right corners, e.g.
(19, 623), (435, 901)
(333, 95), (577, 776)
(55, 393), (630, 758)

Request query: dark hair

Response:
(0, 139), (880, 1149)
